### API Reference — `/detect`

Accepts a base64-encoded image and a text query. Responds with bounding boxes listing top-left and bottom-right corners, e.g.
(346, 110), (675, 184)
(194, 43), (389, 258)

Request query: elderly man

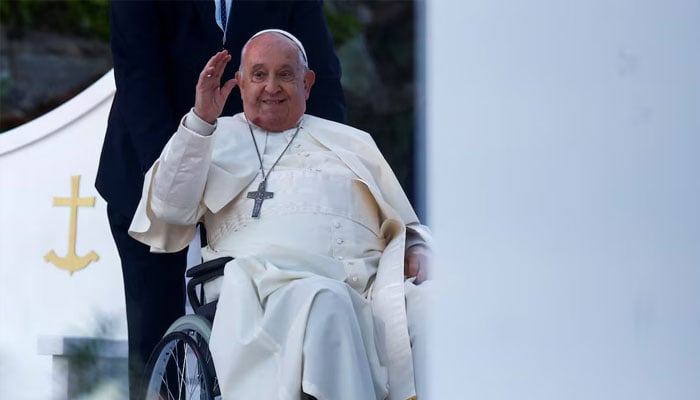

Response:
(129, 29), (431, 400)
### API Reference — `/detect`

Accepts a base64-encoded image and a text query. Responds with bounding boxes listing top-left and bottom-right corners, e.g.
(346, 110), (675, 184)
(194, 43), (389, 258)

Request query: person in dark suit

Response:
(95, 1), (345, 398)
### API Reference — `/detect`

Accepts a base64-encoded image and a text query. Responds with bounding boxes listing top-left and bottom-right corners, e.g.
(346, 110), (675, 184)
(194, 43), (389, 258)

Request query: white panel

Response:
(427, 1), (700, 399)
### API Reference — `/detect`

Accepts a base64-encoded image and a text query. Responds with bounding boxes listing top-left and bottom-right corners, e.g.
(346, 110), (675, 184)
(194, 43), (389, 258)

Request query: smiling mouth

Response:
(262, 99), (285, 105)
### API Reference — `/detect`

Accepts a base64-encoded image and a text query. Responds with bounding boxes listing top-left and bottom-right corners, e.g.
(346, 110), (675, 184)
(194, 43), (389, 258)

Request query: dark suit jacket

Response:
(96, 0), (345, 218)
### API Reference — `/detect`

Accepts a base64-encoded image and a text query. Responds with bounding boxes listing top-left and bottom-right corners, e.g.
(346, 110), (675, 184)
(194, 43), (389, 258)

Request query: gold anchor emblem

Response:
(44, 175), (99, 274)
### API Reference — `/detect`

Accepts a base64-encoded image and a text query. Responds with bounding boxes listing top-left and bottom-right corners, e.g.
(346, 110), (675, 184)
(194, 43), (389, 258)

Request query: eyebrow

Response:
(250, 63), (296, 71)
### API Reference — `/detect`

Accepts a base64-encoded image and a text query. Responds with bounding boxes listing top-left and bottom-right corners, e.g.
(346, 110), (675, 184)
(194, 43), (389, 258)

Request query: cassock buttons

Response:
(336, 238), (344, 244)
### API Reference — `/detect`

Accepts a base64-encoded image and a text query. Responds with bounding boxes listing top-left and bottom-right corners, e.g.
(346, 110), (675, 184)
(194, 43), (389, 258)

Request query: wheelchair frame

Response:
(143, 256), (232, 400)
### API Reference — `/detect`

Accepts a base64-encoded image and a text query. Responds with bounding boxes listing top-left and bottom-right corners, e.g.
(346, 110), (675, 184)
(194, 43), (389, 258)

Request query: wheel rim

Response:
(145, 331), (217, 400)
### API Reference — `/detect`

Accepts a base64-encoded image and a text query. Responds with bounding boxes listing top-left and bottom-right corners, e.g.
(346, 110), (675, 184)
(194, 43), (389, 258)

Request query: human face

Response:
(235, 33), (315, 132)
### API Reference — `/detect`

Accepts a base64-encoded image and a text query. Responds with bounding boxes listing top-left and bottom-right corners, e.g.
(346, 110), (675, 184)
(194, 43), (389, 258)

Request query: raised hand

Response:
(193, 50), (238, 124)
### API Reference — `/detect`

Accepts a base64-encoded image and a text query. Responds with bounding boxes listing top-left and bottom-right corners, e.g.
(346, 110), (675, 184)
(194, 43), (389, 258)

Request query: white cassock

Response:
(129, 112), (432, 400)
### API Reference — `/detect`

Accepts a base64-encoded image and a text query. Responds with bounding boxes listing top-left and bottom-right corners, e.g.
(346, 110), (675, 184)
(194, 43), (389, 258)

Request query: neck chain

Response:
(245, 119), (302, 218)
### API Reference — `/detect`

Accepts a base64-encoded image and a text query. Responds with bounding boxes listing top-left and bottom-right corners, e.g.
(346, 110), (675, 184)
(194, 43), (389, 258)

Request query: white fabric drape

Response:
(129, 113), (432, 399)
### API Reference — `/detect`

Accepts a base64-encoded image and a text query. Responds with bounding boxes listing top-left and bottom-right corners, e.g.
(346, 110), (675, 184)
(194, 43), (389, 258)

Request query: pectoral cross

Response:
(246, 180), (273, 218)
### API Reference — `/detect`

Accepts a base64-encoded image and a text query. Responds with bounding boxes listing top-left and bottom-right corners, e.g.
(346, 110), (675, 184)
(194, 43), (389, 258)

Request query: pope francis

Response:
(129, 29), (432, 400)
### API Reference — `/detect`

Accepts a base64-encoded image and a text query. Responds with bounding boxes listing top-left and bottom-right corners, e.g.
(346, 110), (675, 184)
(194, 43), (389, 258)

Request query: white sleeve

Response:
(406, 222), (433, 250)
(150, 110), (217, 225)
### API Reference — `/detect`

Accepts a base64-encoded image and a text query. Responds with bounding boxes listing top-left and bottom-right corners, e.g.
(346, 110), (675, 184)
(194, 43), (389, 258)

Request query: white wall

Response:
(427, 1), (700, 399)
(0, 71), (126, 399)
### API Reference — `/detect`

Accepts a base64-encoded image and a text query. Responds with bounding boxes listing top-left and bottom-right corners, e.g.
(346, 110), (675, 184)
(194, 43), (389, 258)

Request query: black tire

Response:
(144, 315), (219, 399)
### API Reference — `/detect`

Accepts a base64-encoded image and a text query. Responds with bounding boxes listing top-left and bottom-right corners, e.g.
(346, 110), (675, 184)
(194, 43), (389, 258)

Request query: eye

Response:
(279, 70), (295, 82)
(252, 71), (266, 82)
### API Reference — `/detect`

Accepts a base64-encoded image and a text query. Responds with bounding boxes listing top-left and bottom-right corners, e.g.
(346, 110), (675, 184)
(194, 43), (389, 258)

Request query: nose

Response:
(263, 76), (281, 94)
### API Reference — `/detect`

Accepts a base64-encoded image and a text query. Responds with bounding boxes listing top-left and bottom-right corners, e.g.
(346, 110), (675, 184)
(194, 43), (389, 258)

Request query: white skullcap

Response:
(249, 29), (308, 64)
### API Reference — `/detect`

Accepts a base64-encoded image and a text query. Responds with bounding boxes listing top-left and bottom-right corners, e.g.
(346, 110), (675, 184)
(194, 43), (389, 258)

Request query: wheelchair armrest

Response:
(186, 256), (233, 279)
(186, 256), (233, 316)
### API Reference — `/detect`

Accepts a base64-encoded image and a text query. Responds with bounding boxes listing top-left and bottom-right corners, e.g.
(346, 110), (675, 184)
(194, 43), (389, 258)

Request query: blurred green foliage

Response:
(324, 2), (363, 47)
(0, 0), (110, 40)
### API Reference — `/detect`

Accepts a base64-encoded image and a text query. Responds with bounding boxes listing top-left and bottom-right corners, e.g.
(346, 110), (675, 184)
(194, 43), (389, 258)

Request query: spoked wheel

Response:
(144, 315), (220, 400)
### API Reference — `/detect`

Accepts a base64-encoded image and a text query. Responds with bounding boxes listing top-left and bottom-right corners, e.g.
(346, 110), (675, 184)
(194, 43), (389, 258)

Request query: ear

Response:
(235, 71), (243, 97)
(303, 70), (316, 100)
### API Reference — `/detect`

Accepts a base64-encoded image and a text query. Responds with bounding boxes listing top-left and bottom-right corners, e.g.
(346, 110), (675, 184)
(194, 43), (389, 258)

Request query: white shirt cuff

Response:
(183, 108), (217, 136)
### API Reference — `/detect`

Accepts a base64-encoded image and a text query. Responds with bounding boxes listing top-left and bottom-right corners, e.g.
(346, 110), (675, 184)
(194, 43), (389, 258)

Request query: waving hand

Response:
(193, 50), (238, 124)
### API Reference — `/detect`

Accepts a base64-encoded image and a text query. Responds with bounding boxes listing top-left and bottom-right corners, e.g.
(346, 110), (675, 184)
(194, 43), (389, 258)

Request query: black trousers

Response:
(107, 204), (188, 400)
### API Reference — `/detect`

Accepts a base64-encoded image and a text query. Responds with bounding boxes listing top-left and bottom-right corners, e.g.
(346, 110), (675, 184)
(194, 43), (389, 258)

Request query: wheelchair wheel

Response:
(144, 315), (220, 400)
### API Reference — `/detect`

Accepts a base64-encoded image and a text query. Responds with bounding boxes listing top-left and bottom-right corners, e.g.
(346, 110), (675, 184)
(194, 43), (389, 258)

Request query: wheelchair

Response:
(143, 256), (232, 400)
